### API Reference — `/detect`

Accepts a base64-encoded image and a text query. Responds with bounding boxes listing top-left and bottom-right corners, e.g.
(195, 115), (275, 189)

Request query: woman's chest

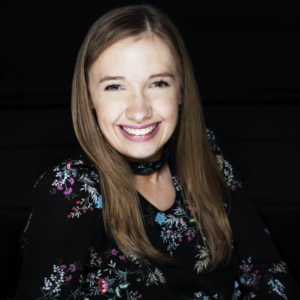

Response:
(80, 201), (225, 299)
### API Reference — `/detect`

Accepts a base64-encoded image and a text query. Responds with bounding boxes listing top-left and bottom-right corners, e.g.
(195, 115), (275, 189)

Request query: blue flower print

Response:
(96, 195), (102, 209)
(155, 212), (166, 225)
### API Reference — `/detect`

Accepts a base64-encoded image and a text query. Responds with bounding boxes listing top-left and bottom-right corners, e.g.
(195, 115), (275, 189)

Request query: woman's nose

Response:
(125, 93), (152, 123)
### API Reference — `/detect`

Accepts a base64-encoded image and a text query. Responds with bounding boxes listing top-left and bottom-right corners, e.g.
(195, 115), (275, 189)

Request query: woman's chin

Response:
(123, 149), (164, 163)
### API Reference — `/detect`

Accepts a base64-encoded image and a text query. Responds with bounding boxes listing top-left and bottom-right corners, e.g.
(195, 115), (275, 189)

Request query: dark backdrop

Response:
(0, 2), (299, 298)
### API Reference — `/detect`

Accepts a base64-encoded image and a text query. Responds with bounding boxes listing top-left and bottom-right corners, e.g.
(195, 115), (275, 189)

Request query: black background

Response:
(0, 1), (299, 298)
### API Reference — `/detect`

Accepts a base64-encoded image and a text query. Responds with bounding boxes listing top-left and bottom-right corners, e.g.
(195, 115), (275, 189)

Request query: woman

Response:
(14, 4), (299, 300)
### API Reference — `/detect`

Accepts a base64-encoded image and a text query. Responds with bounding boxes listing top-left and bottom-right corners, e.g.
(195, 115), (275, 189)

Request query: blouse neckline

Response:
(138, 150), (183, 213)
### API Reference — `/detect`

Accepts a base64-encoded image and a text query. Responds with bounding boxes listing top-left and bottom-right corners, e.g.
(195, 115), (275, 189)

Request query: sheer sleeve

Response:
(14, 156), (102, 300)
(207, 128), (300, 299)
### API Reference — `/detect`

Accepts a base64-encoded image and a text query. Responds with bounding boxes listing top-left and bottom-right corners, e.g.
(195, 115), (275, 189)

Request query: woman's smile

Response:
(118, 122), (161, 141)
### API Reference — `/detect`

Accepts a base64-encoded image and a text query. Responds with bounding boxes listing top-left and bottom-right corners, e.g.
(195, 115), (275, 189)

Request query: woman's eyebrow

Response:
(99, 76), (125, 83)
(149, 72), (175, 79)
(99, 72), (175, 84)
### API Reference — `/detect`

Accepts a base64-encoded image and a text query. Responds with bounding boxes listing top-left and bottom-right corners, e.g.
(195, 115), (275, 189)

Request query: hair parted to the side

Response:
(72, 4), (232, 268)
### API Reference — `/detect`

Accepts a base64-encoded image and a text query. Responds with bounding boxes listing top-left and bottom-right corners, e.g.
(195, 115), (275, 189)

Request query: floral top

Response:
(14, 129), (300, 300)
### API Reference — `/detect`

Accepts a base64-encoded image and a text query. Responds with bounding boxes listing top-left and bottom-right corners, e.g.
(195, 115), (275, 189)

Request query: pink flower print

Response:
(98, 257), (102, 260)
(64, 188), (73, 195)
(90, 273), (95, 278)
(135, 291), (139, 295)
(76, 200), (80, 204)
(65, 275), (72, 281)
(169, 231), (174, 234)
(138, 295), (142, 299)
(97, 278), (109, 294)
(72, 207), (76, 211)
(69, 177), (75, 185)
(90, 207), (94, 211)
(66, 162), (76, 172)
(83, 210), (87, 213)
(94, 252), (98, 256)
(188, 237), (192, 241)
(119, 256), (126, 260)
(69, 264), (76, 272)
(111, 249), (117, 256)
(57, 184), (63, 190)
(184, 232), (189, 236)
(67, 214), (71, 219)
(178, 238), (183, 242)
(59, 265), (67, 270)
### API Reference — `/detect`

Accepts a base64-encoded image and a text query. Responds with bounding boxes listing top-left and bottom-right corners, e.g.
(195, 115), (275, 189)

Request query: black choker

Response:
(129, 148), (170, 175)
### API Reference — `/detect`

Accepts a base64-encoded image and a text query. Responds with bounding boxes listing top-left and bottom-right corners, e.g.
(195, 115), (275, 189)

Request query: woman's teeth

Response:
(122, 124), (157, 136)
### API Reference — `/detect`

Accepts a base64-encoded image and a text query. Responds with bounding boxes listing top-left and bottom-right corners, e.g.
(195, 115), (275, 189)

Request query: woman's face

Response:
(88, 35), (181, 162)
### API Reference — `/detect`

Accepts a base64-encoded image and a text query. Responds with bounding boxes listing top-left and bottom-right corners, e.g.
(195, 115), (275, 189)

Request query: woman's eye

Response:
(105, 84), (122, 91)
(152, 81), (169, 88)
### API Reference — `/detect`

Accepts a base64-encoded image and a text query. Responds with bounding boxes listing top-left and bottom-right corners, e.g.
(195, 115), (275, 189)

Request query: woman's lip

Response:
(118, 122), (161, 141)
(117, 122), (160, 129)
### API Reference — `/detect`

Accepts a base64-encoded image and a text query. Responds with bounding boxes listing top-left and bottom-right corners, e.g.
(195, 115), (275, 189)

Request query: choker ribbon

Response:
(129, 148), (169, 175)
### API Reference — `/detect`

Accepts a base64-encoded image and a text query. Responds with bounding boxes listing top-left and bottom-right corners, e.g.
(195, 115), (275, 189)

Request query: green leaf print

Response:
(115, 286), (122, 298)
(119, 282), (131, 289)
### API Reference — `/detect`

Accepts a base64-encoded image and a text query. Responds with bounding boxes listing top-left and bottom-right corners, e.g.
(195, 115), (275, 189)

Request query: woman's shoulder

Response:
(17, 153), (104, 299)
(30, 151), (102, 220)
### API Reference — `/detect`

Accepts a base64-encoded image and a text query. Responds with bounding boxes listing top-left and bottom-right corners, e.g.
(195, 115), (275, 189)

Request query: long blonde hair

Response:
(72, 4), (231, 268)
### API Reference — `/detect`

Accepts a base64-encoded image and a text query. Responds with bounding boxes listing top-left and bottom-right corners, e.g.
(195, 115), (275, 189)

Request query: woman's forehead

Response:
(89, 35), (178, 79)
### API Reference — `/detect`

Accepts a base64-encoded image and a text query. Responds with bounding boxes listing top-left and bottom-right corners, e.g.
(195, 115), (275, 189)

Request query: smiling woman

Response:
(14, 4), (300, 300)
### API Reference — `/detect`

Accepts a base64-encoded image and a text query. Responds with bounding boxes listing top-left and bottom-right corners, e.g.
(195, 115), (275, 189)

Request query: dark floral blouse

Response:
(14, 129), (300, 300)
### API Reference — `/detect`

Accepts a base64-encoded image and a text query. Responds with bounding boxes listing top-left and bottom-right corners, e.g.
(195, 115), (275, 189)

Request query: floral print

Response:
(97, 278), (109, 294)
(14, 130), (299, 300)
(142, 172), (199, 257)
(73, 248), (165, 299)
(183, 291), (219, 300)
(49, 158), (101, 218)
(38, 260), (84, 300)
(145, 199), (197, 257)
(239, 257), (288, 299)
(155, 212), (167, 225)
(194, 244), (210, 273)
(35, 247), (165, 299)
(206, 128), (242, 192)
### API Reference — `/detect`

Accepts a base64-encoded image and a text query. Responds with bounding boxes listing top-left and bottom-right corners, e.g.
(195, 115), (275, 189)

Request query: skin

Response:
(88, 35), (181, 211)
